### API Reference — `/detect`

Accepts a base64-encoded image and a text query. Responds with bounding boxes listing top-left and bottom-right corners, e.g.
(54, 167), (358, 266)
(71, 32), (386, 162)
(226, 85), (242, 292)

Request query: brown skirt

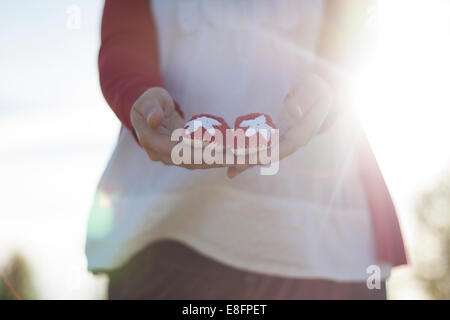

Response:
(107, 240), (386, 300)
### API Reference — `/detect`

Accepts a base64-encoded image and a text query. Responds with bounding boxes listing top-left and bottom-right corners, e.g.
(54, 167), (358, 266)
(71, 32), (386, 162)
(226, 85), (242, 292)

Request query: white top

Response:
(86, 0), (390, 281)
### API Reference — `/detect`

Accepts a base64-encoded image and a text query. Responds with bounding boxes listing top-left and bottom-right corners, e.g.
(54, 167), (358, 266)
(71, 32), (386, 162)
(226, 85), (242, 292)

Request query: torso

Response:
(86, 0), (390, 280)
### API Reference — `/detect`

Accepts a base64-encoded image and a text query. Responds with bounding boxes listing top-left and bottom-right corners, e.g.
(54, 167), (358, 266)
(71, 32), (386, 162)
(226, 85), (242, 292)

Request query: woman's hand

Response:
(131, 87), (233, 169)
(277, 72), (333, 159)
(227, 72), (333, 178)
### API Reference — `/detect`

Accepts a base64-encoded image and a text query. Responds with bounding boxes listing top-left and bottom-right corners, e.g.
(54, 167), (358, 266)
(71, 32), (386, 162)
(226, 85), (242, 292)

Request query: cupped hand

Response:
(131, 87), (233, 169)
(227, 72), (333, 178)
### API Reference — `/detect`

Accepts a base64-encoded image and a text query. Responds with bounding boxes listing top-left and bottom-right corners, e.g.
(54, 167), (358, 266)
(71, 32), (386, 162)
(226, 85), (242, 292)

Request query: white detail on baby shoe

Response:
(185, 116), (222, 135)
(240, 115), (272, 141)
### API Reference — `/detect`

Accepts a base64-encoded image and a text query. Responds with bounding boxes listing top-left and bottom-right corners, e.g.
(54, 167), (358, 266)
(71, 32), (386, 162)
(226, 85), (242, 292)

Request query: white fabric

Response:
(86, 0), (390, 280)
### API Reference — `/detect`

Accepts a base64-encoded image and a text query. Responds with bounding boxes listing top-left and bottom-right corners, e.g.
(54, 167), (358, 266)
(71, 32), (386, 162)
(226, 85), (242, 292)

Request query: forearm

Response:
(99, 0), (163, 133)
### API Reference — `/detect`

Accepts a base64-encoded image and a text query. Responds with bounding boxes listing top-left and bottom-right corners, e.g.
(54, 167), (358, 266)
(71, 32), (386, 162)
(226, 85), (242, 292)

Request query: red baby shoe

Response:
(183, 114), (230, 151)
(233, 113), (276, 155)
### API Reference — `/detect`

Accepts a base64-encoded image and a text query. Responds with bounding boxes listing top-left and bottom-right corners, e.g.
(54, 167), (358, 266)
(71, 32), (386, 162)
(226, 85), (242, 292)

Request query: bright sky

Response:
(1, 0), (449, 299)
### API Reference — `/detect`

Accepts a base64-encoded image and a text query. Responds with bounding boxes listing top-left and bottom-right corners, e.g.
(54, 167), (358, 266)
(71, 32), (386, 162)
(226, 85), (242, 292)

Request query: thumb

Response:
(133, 87), (176, 129)
(147, 105), (164, 128)
(154, 87), (176, 118)
(283, 92), (303, 120)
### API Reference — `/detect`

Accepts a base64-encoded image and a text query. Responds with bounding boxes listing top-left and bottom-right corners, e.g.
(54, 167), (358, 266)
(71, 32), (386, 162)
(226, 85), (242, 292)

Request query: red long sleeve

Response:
(99, 0), (163, 134)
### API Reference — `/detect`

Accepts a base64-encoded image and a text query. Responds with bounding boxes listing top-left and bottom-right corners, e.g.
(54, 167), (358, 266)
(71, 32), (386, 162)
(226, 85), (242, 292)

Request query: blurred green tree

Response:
(0, 252), (38, 300)
(414, 172), (450, 299)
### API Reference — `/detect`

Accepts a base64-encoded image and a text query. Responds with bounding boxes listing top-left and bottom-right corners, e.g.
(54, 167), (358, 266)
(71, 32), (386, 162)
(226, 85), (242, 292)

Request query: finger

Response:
(227, 159), (260, 178)
(145, 148), (160, 162)
(143, 128), (177, 156)
(227, 165), (251, 179)
(133, 98), (164, 129)
(147, 105), (165, 128)
(133, 88), (176, 129)
(153, 88), (176, 129)
(279, 95), (331, 159)
(172, 112), (186, 130)
(132, 110), (177, 156)
(283, 92), (303, 120)
(164, 104), (186, 134)
(147, 150), (175, 166)
(155, 87), (176, 117)
(227, 167), (239, 178)
(284, 72), (332, 120)
(279, 104), (326, 159)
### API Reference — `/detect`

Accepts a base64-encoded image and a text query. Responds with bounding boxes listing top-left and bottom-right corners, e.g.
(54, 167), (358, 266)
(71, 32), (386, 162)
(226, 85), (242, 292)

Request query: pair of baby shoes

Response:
(182, 113), (276, 155)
